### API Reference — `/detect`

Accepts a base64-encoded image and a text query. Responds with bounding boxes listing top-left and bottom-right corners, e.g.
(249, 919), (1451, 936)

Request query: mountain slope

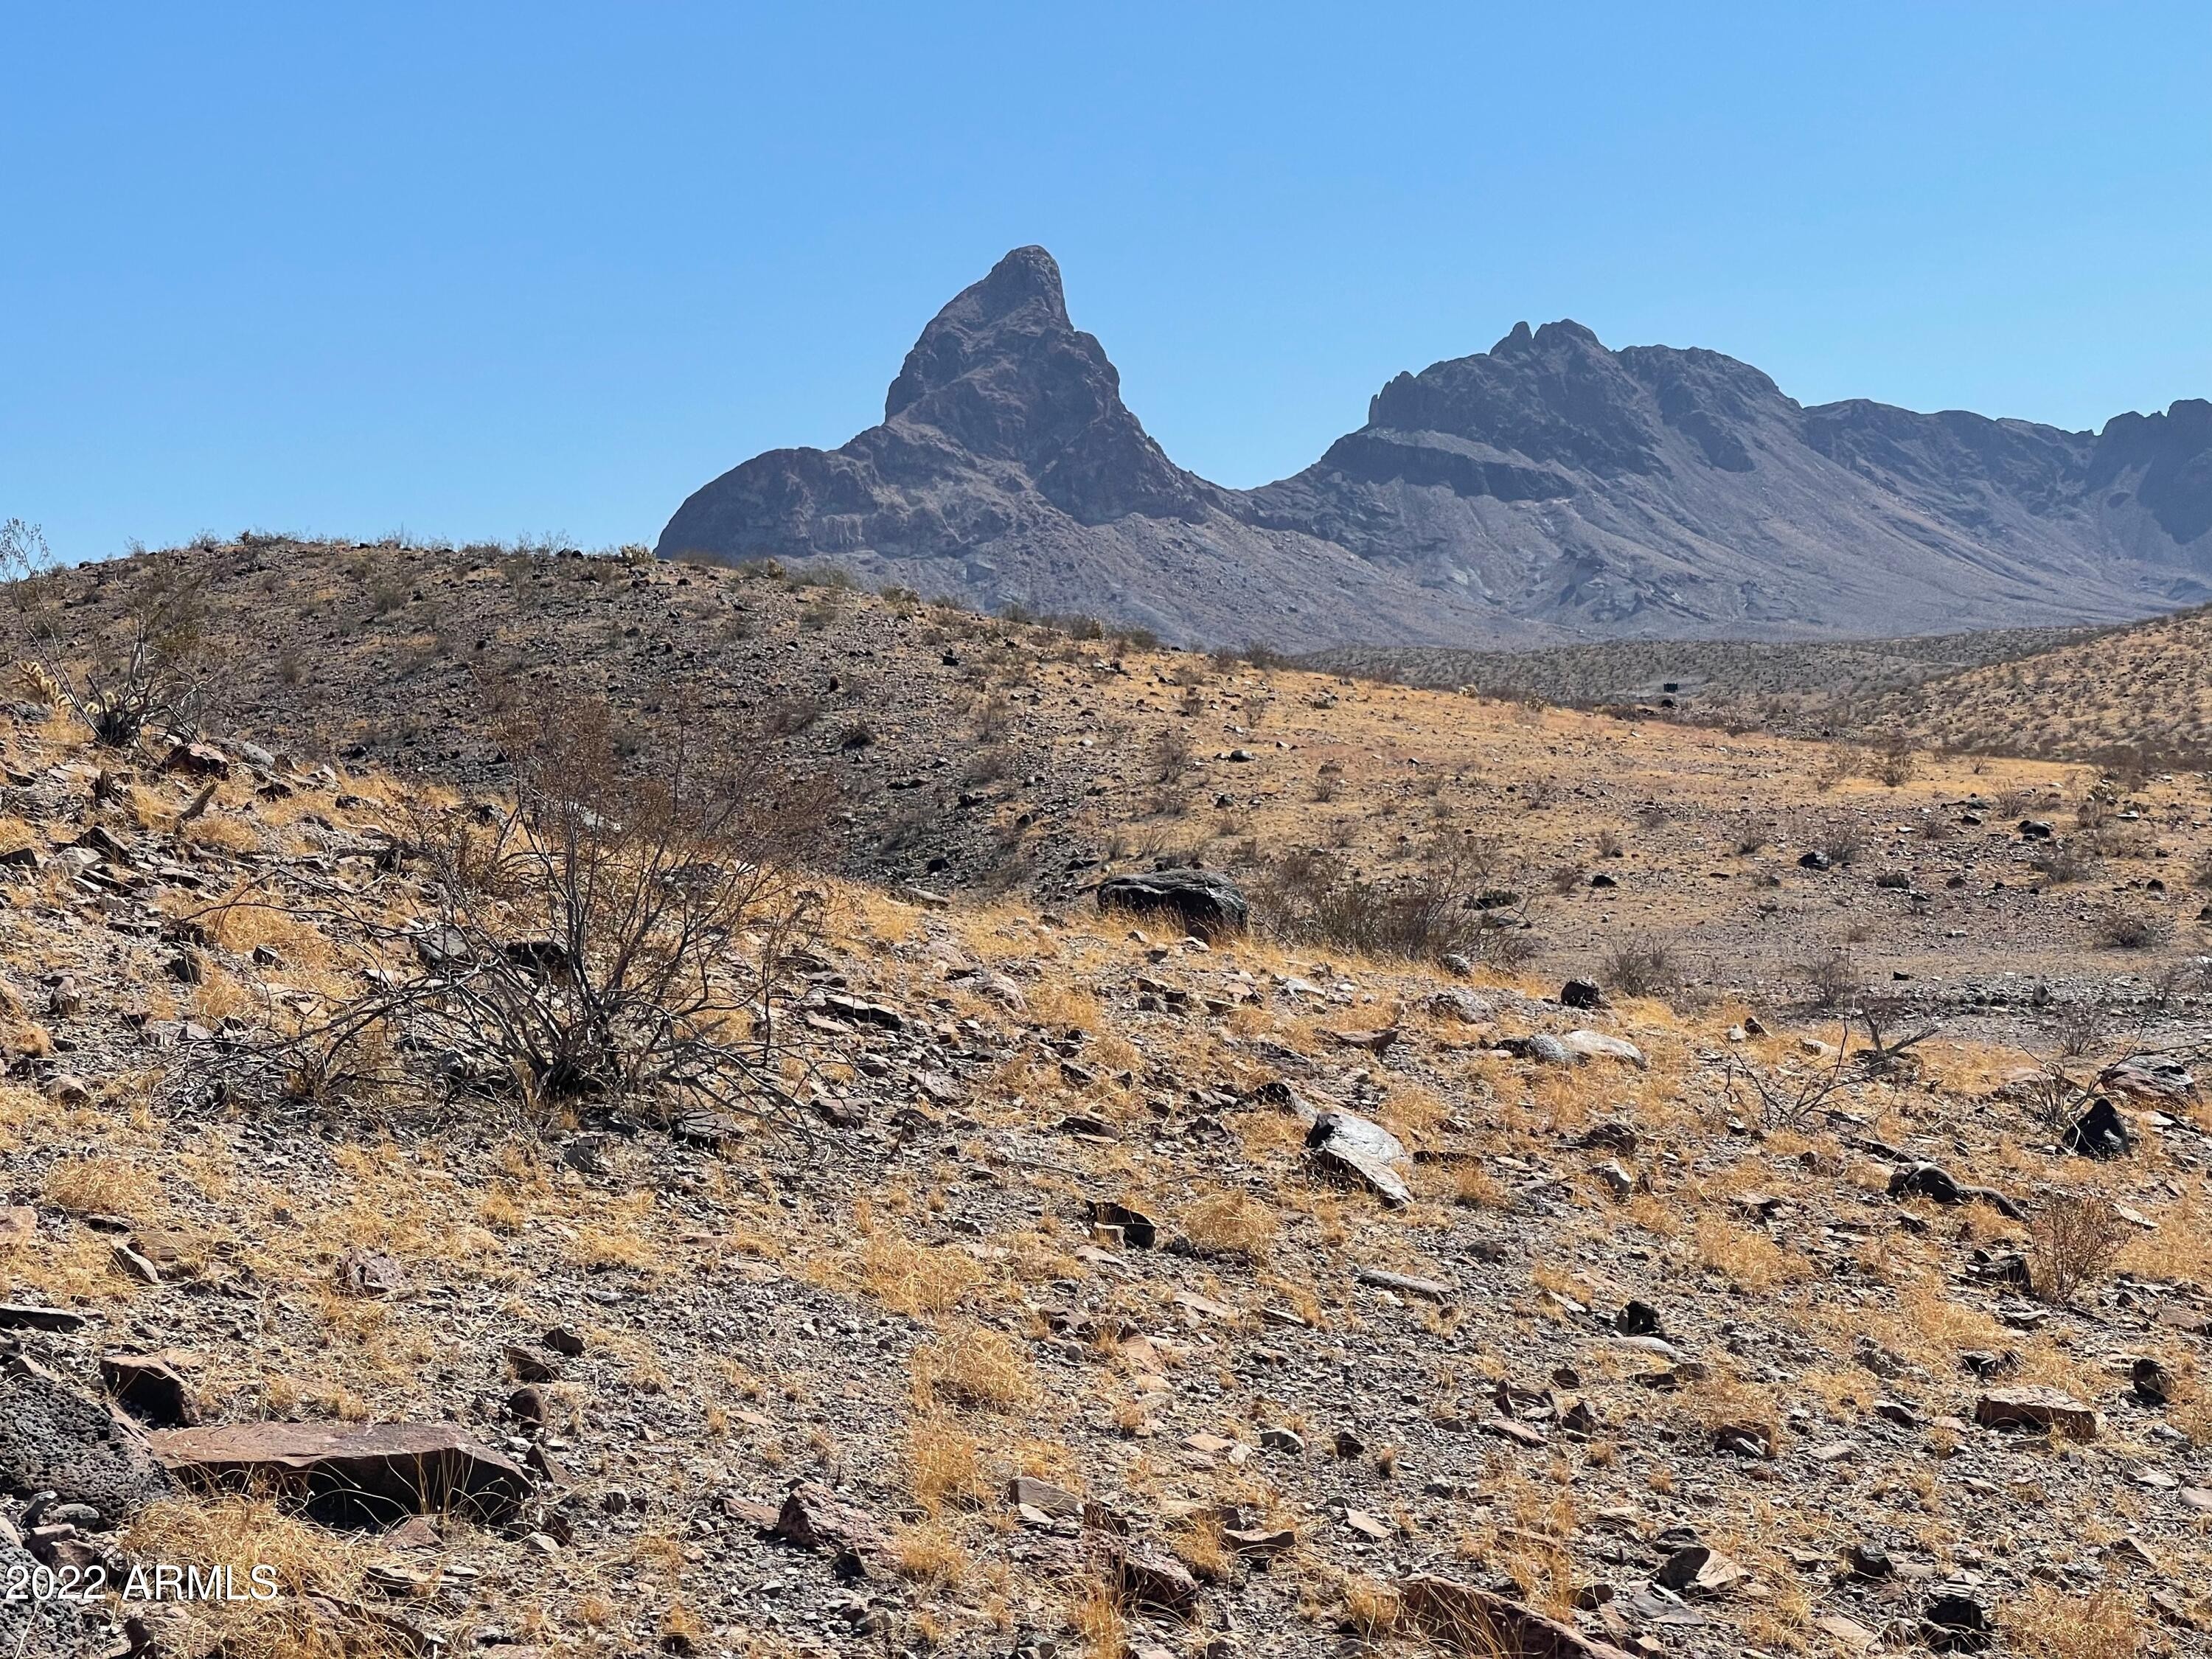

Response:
(658, 247), (2212, 649)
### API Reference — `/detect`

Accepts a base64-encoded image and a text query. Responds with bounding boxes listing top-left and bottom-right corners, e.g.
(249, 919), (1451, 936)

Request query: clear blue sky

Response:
(4, 3), (2208, 563)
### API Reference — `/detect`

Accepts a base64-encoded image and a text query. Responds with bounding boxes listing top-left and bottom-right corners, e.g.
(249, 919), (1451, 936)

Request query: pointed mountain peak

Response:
(967, 245), (1069, 325)
(886, 246), (1073, 421)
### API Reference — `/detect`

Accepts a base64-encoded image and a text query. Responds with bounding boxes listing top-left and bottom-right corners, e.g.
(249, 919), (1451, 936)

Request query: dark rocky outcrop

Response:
(0, 1373), (173, 1522)
(660, 247), (2212, 650)
(1094, 868), (1249, 939)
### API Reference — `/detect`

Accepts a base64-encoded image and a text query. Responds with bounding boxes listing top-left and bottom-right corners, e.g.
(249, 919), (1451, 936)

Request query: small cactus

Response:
(10, 658), (63, 708)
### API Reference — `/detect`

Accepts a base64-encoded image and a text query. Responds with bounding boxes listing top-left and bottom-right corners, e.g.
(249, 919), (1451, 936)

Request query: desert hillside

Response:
(21, 538), (2212, 1021)
(1, 540), (2210, 1658)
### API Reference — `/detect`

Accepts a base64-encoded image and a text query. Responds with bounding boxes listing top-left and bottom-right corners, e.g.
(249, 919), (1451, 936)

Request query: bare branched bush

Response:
(1855, 998), (1941, 1074)
(1602, 934), (1678, 998)
(3, 521), (212, 748)
(2027, 1192), (2124, 1306)
(2031, 842), (2098, 885)
(184, 687), (833, 1137)
(1723, 1023), (1851, 1131)
(2049, 994), (2118, 1059)
(1874, 734), (1918, 787)
(2096, 905), (2172, 950)
(1799, 943), (1861, 1011)
(1150, 725), (1194, 784)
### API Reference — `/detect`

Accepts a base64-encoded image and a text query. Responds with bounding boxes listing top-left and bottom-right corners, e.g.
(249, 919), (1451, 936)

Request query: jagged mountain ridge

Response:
(658, 246), (2212, 648)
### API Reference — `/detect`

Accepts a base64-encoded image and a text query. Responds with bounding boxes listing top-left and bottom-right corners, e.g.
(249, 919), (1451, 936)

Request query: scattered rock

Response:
(1922, 1590), (1994, 1652)
(336, 1249), (408, 1298)
(1306, 1110), (1412, 1207)
(1655, 1543), (1749, 1597)
(1353, 1265), (1453, 1304)
(2061, 1095), (2132, 1158)
(1559, 1029), (1646, 1067)
(1560, 978), (1604, 1010)
(2132, 1357), (2173, 1406)
(1082, 1199), (1158, 1250)
(1888, 1161), (2025, 1221)
(1099, 1535), (1202, 1616)
(100, 1352), (199, 1428)
(0, 1302), (88, 1333)
(0, 1372), (172, 1520)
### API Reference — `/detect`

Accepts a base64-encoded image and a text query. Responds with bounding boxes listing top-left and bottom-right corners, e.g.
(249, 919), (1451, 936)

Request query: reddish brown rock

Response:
(1975, 1386), (2098, 1441)
(150, 1422), (531, 1526)
(1400, 1576), (1638, 1658)
(100, 1352), (199, 1428)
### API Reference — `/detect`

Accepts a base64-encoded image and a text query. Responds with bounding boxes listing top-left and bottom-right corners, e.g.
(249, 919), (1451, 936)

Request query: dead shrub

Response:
(1150, 725), (1193, 783)
(2028, 1192), (2124, 1305)
(1799, 943), (1861, 1011)
(1249, 844), (1506, 967)
(2096, 905), (2172, 949)
(1601, 934), (1678, 998)
(2031, 842), (2099, 885)
(183, 686), (832, 1135)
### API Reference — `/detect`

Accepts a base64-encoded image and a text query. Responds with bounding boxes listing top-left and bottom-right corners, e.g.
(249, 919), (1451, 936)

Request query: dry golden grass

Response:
(891, 1520), (970, 1586)
(1178, 1185), (1276, 1261)
(2002, 1584), (2145, 1659)
(1692, 1214), (1813, 1293)
(849, 1211), (987, 1317)
(42, 1152), (160, 1219)
(123, 1496), (387, 1659)
(912, 1323), (1034, 1412)
(1340, 1574), (1404, 1640)
(908, 1412), (992, 1512)
(1071, 1576), (1127, 1659)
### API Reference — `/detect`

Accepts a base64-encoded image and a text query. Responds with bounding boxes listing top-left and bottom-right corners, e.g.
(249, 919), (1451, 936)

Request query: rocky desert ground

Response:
(3, 537), (2212, 1659)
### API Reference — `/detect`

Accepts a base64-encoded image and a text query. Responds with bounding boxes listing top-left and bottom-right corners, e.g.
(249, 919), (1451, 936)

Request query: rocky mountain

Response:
(658, 247), (2212, 650)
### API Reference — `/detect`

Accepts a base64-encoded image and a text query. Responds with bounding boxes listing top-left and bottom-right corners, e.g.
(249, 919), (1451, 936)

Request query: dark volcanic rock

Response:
(0, 1373), (173, 1520)
(1096, 867), (1248, 939)
(661, 247), (2212, 649)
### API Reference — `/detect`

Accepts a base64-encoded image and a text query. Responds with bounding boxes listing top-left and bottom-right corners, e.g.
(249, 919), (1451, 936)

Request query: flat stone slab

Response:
(150, 1421), (532, 1526)
(1974, 1387), (2098, 1441)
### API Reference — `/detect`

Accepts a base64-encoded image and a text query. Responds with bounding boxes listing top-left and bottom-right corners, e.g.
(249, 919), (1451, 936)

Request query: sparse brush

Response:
(3, 521), (211, 748)
(1601, 933), (1677, 998)
(172, 684), (833, 1137)
(1150, 725), (1194, 783)
(2028, 1192), (2125, 1305)
(2031, 841), (2099, 884)
(1248, 842), (1505, 966)
(2096, 905), (2172, 949)
(1798, 943), (1861, 1011)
